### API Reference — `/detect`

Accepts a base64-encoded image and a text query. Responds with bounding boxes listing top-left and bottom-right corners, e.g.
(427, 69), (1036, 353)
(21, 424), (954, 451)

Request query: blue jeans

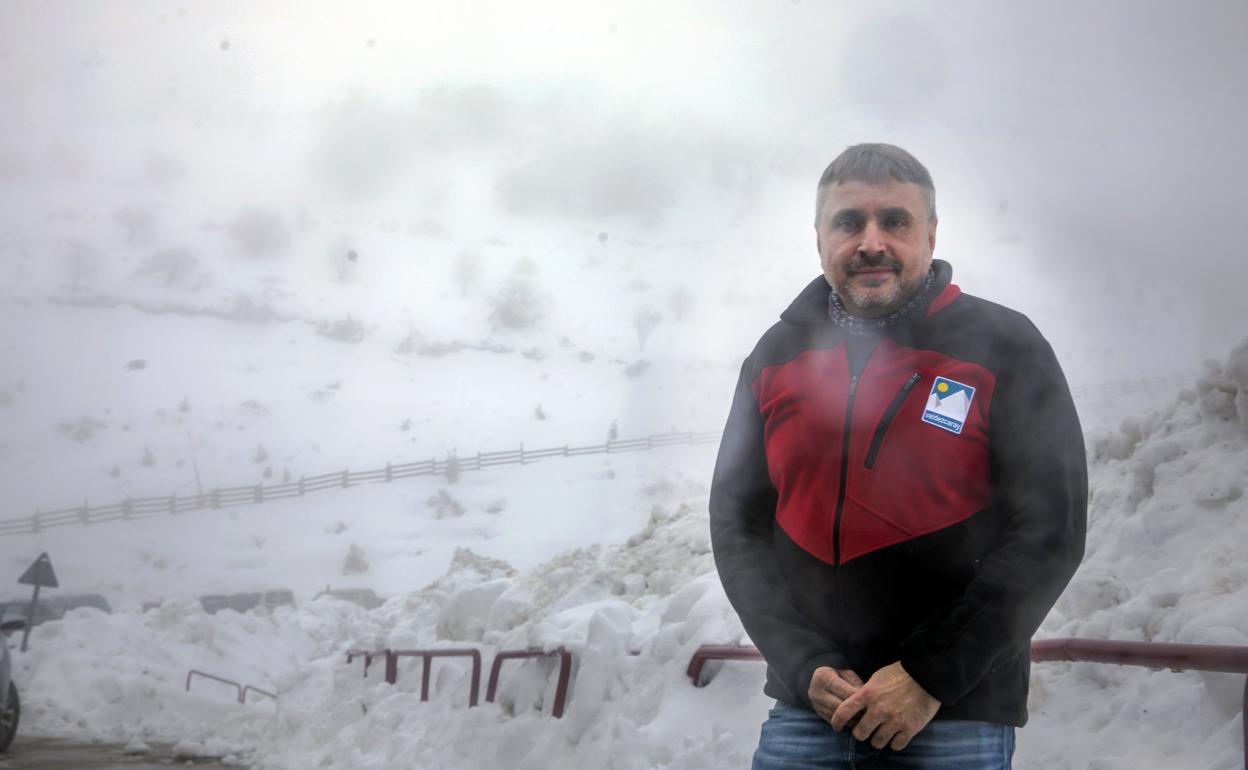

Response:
(752, 701), (1014, 769)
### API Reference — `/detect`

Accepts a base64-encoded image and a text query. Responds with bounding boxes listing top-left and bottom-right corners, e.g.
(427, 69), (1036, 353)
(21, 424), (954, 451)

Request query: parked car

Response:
(200, 589), (295, 615)
(0, 618), (26, 752)
(0, 594), (112, 627)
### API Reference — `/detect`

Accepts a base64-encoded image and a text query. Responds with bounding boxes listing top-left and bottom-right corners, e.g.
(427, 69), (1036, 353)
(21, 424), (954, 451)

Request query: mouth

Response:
(850, 267), (897, 277)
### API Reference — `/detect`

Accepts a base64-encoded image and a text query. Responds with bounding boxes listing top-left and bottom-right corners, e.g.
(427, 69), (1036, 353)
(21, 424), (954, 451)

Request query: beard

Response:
(833, 258), (928, 317)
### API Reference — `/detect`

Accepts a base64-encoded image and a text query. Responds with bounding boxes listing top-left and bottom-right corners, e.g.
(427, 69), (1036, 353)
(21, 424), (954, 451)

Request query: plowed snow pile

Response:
(16, 342), (1248, 769)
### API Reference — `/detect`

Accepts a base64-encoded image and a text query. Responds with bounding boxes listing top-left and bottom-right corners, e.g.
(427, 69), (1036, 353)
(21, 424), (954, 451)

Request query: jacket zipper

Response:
(863, 373), (922, 470)
(832, 374), (859, 566)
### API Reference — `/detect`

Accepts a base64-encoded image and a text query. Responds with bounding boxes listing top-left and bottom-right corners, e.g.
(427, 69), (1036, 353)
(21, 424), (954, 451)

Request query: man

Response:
(709, 143), (1086, 769)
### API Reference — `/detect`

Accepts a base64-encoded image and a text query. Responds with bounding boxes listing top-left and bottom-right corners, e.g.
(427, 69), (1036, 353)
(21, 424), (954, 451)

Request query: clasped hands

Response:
(807, 661), (940, 751)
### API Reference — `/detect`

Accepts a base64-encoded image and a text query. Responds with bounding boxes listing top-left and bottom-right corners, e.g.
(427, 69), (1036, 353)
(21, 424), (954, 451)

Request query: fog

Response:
(3, 0), (1248, 485)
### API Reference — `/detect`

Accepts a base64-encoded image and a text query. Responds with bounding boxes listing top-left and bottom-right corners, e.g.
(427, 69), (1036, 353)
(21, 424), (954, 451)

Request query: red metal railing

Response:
(686, 639), (1248, 767)
(346, 648), (386, 678)
(386, 649), (482, 707)
(686, 644), (764, 686)
(185, 670), (274, 705)
(1031, 637), (1248, 768)
(346, 647), (575, 718)
(486, 648), (573, 719)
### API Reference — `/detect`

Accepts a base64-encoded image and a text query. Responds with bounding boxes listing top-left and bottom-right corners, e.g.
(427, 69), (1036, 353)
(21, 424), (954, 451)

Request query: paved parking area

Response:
(0, 737), (238, 768)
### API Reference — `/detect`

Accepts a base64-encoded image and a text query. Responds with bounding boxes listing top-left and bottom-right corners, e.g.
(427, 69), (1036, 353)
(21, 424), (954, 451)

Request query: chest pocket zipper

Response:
(864, 372), (922, 469)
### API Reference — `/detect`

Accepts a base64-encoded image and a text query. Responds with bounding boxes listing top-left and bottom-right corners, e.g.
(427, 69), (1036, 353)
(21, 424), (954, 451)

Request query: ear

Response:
(927, 217), (938, 252)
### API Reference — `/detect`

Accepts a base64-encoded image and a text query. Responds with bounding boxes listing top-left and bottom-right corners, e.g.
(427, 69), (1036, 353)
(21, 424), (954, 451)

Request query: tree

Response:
(633, 308), (662, 351)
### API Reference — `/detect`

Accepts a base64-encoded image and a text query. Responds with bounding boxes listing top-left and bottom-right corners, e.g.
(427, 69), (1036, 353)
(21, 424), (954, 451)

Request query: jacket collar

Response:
(779, 259), (958, 327)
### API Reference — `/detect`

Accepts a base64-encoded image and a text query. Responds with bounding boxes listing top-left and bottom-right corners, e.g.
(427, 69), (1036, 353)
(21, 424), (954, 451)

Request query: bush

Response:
(489, 275), (544, 330)
(317, 315), (368, 343)
(342, 543), (369, 575)
(229, 207), (290, 258)
(427, 489), (465, 519)
(113, 207), (156, 246)
(134, 248), (204, 290)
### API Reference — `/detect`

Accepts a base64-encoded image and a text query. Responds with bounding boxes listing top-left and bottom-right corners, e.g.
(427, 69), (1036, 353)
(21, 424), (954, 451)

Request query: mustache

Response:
(847, 257), (902, 273)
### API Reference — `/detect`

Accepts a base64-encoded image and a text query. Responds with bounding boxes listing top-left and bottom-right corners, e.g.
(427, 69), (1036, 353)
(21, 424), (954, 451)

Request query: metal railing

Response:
(185, 670), (275, 705)
(686, 639), (1248, 767)
(345, 646), (573, 718)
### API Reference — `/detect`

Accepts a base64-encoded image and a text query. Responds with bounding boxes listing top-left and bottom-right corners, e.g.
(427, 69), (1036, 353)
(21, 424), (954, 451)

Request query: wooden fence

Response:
(1, 430), (723, 538)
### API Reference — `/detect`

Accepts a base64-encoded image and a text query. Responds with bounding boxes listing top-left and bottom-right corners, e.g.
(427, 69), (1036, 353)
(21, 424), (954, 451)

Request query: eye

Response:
(833, 216), (862, 233)
(884, 216), (907, 229)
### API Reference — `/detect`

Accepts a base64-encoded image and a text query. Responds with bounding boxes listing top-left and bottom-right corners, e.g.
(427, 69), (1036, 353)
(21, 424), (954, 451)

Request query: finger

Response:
(815, 671), (857, 701)
(889, 730), (913, 752)
(829, 695), (865, 731)
(812, 703), (835, 724)
(871, 724), (898, 750)
(838, 668), (865, 688)
(851, 711), (884, 743)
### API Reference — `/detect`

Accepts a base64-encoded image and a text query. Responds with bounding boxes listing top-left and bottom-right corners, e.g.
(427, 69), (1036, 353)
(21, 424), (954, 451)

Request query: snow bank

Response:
(1019, 338), (1248, 769)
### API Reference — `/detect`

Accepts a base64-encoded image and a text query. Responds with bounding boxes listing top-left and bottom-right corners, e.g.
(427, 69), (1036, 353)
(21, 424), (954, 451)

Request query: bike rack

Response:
(485, 647), (573, 719)
(385, 649), (482, 707)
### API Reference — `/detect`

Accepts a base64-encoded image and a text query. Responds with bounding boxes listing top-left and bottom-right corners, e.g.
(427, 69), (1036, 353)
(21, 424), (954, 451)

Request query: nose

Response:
(857, 220), (886, 257)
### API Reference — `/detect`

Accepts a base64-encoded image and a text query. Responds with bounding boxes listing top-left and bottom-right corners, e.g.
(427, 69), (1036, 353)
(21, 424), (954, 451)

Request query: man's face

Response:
(815, 179), (937, 318)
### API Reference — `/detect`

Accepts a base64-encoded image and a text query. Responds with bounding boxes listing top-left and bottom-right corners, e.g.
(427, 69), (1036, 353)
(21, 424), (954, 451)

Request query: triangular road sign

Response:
(18, 552), (58, 588)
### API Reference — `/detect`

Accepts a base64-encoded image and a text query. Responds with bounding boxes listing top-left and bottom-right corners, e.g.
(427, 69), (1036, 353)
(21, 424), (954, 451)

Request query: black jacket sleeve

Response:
(898, 324), (1088, 704)
(710, 355), (849, 707)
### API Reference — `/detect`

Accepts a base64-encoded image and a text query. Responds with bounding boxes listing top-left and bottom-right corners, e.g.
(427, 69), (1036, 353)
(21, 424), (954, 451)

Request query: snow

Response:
(1, 22), (1243, 764)
(1, 340), (1244, 768)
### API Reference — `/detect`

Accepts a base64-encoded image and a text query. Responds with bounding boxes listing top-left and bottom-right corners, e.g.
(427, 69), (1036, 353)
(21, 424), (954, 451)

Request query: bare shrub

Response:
(342, 543), (370, 575)
(633, 308), (662, 351)
(229, 207), (291, 258)
(317, 315), (368, 343)
(113, 207), (157, 246)
(427, 489), (465, 519)
(489, 275), (544, 330)
(134, 248), (205, 290)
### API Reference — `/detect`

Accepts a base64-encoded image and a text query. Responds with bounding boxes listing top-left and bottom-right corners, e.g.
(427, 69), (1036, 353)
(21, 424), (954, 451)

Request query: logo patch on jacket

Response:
(922, 376), (976, 434)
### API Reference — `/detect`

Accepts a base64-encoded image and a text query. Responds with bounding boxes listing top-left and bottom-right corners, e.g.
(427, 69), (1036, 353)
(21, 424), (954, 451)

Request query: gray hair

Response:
(814, 143), (937, 226)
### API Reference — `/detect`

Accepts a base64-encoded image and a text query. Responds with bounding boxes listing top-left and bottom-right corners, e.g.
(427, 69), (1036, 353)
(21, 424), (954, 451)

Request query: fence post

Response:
(476, 450), (482, 470)
(340, 470), (349, 488)
(31, 510), (40, 534)
(122, 498), (133, 520)
(298, 476), (305, 496)
(253, 485), (263, 503)
(647, 434), (653, 449)
(385, 463), (393, 482)
(168, 492), (176, 514)
(210, 490), (220, 509)
(79, 500), (90, 526)
(520, 442), (525, 465)
(563, 445), (569, 457)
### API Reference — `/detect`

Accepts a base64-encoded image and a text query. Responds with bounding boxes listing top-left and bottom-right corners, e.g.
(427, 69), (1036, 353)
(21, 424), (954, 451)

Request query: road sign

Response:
(18, 552), (58, 588)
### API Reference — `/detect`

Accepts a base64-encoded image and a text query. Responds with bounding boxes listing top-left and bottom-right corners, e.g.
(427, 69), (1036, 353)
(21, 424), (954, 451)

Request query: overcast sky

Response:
(3, 0), (1246, 382)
